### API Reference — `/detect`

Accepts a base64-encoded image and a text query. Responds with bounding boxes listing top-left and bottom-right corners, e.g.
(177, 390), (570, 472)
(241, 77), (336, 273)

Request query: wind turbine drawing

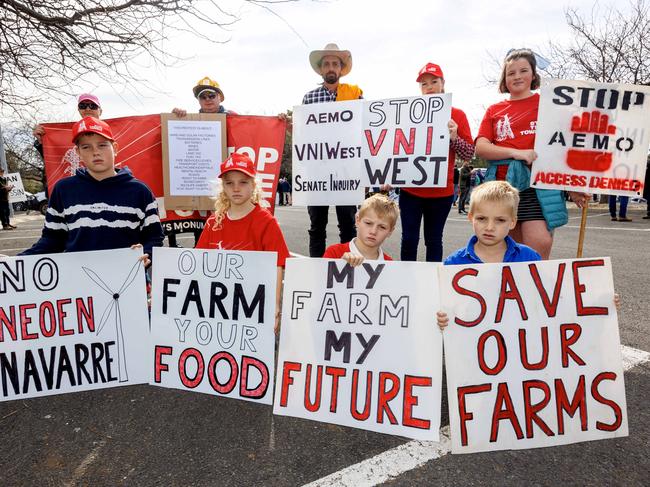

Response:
(82, 259), (143, 382)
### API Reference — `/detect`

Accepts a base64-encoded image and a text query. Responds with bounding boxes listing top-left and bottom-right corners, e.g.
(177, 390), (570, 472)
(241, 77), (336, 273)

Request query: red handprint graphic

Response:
(566, 110), (616, 172)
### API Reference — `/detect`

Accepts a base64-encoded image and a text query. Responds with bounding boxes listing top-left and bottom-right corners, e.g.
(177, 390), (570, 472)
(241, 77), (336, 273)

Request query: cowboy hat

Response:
(309, 43), (352, 77)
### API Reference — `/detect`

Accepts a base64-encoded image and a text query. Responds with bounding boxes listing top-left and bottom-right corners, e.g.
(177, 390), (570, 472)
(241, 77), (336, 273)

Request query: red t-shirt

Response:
(403, 107), (473, 198)
(323, 241), (393, 261)
(477, 93), (539, 180)
(195, 205), (290, 267)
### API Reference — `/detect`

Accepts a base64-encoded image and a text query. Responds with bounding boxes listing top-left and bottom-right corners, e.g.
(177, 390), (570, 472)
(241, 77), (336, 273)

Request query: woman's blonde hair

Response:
(211, 174), (264, 230)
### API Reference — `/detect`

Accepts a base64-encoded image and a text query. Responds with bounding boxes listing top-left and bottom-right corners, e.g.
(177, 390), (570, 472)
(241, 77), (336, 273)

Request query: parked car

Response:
(34, 191), (48, 215)
(11, 191), (35, 212)
(11, 191), (48, 214)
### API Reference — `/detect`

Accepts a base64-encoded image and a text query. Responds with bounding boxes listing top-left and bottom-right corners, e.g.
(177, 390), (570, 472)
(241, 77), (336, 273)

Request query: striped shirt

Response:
(21, 167), (164, 257)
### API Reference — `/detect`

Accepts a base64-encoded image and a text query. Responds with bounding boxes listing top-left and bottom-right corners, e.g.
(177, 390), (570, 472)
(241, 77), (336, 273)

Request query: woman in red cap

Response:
(394, 62), (475, 262)
(195, 153), (289, 332)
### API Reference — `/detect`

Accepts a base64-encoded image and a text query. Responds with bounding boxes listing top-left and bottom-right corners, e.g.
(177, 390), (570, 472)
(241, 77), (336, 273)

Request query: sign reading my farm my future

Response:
(441, 258), (628, 454)
(532, 79), (650, 197)
(274, 258), (444, 441)
(0, 249), (150, 402)
(149, 248), (277, 405)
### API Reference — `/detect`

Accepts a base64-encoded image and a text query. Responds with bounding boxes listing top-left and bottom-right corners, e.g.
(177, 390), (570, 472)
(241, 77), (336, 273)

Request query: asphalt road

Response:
(0, 202), (649, 486)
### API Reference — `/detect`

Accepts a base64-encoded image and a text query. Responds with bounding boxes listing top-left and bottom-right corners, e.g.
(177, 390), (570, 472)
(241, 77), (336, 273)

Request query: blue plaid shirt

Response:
(302, 85), (338, 105)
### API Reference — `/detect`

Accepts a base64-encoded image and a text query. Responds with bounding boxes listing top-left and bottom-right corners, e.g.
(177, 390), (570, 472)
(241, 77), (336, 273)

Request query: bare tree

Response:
(2, 125), (46, 189)
(547, 0), (650, 84)
(0, 0), (297, 114)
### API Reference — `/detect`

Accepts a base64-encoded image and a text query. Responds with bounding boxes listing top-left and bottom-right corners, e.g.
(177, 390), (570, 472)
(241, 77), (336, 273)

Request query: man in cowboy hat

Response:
(172, 76), (234, 116)
(302, 42), (363, 257)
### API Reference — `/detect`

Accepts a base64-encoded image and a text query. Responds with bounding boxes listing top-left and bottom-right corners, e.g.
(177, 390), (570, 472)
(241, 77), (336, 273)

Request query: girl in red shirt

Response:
(196, 153), (290, 332)
(475, 49), (588, 259)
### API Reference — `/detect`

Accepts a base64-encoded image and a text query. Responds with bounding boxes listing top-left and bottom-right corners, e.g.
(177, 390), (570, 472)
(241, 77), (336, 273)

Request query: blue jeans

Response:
(399, 191), (453, 262)
(609, 195), (629, 218)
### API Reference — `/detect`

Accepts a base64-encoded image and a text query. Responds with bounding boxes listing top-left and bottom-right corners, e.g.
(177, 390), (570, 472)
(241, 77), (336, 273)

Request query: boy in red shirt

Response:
(323, 194), (399, 266)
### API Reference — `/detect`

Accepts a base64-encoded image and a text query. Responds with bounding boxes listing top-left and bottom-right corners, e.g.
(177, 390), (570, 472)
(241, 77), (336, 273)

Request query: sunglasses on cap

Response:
(199, 93), (217, 100)
(78, 102), (99, 110)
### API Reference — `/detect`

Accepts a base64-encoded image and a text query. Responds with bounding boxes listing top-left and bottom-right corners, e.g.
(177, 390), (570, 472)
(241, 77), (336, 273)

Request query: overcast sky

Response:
(21, 0), (610, 135)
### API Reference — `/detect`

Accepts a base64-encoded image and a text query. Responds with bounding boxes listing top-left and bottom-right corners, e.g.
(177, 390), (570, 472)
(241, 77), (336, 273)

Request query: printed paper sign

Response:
(292, 101), (365, 205)
(274, 259), (443, 441)
(167, 120), (223, 196)
(6, 172), (26, 203)
(150, 248), (277, 404)
(0, 249), (150, 401)
(532, 79), (650, 196)
(441, 258), (628, 454)
(363, 94), (452, 188)
(42, 114), (286, 234)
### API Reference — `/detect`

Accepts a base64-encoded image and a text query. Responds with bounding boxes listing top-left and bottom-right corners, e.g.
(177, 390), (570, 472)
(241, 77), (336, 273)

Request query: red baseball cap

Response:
(416, 63), (444, 82)
(219, 153), (257, 178)
(77, 93), (101, 107)
(71, 117), (115, 143)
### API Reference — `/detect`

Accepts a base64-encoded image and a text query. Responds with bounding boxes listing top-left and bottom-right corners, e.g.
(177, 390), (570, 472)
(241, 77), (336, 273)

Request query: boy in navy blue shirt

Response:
(21, 117), (164, 262)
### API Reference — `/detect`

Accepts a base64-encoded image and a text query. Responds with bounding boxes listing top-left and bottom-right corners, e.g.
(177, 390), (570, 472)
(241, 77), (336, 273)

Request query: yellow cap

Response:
(192, 76), (224, 100)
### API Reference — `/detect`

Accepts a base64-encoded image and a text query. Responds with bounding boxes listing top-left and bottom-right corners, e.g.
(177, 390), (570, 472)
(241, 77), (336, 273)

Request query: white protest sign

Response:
(441, 258), (628, 454)
(150, 248), (277, 404)
(292, 101), (364, 206)
(167, 120), (222, 196)
(6, 172), (26, 203)
(274, 258), (443, 441)
(363, 94), (452, 188)
(532, 78), (650, 197)
(0, 249), (150, 401)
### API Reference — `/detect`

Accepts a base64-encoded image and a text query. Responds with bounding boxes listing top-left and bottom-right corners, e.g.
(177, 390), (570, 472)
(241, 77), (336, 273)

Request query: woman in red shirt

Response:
(397, 62), (475, 262)
(475, 49), (588, 259)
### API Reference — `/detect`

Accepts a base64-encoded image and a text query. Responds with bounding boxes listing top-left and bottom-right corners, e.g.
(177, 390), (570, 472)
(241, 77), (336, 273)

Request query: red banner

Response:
(42, 114), (286, 234)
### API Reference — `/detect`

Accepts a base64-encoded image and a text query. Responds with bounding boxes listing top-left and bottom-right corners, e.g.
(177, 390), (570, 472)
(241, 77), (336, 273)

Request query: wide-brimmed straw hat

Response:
(309, 43), (352, 76)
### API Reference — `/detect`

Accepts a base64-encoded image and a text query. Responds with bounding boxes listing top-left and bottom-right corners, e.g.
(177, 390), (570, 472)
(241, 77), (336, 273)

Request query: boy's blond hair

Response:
(358, 193), (400, 228)
(468, 181), (519, 218)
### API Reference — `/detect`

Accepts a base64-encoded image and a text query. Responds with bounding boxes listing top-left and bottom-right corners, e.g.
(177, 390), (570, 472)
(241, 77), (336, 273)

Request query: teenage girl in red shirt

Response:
(475, 49), (588, 259)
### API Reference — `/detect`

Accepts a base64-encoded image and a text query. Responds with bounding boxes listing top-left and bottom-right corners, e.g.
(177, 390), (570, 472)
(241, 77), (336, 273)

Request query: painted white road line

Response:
(564, 225), (650, 232)
(0, 235), (42, 241)
(622, 344), (650, 371)
(303, 344), (650, 487)
(303, 427), (451, 487)
(568, 211), (610, 220)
